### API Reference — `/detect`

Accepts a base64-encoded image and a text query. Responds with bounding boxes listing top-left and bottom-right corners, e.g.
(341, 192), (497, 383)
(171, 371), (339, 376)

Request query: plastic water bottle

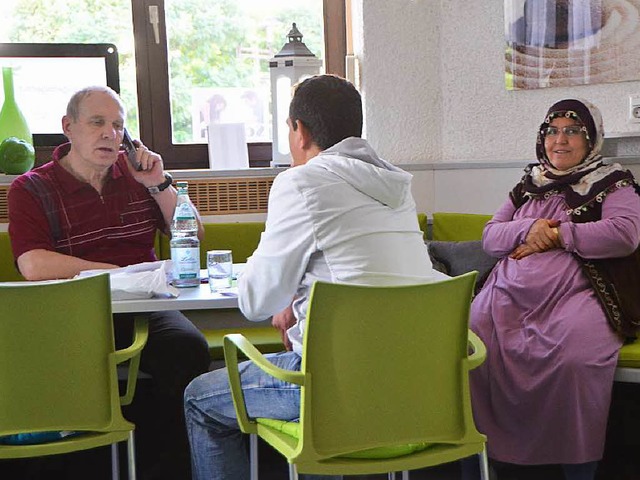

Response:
(170, 181), (200, 287)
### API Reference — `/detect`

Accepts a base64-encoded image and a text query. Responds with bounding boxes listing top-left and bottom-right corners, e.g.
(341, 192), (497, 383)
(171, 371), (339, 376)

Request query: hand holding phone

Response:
(122, 128), (142, 171)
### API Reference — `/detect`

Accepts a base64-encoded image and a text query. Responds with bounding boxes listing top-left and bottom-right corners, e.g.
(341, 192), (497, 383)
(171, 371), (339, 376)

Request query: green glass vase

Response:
(0, 67), (34, 174)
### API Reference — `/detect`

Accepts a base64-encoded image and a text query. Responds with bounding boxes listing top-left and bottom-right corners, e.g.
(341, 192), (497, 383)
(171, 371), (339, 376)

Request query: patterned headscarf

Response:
(534, 98), (603, 175)
(514, 98), (634, 214)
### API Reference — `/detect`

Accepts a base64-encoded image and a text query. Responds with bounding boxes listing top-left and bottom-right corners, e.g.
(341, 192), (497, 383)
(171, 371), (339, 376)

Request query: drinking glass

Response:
(207, 250), (233, 292)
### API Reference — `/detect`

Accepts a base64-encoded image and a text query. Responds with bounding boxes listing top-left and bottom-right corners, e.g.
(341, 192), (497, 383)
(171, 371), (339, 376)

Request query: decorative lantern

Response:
(269, 23), (322, 167)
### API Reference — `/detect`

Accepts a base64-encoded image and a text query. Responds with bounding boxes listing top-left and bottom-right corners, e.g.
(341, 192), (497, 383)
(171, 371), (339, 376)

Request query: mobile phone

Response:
(122, 128), (142, 171)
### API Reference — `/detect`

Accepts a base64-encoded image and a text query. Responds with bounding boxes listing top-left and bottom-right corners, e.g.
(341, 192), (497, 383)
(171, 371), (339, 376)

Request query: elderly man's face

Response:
(63, 91), (126, 169)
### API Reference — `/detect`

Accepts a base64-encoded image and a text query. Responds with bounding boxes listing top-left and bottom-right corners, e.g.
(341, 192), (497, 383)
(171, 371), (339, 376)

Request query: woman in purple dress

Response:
(469, 98), (640, 480)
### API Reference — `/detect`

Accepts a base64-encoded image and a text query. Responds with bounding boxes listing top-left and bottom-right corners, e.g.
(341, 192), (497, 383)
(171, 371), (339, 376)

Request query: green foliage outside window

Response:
(2, 0), (324, 144)
(5, 0), (139, 134)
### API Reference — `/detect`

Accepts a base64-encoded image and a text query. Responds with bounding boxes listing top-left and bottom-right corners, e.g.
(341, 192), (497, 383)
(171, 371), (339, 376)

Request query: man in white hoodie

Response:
(184, 75), (443, 480)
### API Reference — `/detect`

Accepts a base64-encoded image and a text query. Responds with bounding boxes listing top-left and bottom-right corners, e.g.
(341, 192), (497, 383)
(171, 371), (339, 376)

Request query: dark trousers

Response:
(116, 310), (210, 480)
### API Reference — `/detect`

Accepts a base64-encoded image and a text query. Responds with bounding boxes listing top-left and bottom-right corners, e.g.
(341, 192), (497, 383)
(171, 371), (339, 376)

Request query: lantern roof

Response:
(274, 23), (316, 58)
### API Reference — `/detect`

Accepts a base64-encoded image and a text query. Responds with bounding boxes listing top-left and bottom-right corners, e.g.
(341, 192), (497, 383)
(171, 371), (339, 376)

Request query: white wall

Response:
(351, 0), (640, 214)
(356, 1), (443, 163)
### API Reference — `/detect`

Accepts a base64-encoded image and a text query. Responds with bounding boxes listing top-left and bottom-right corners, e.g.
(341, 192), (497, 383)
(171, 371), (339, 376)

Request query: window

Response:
(0, 0), (345, 169)
(135, 0), (346, 168)
(0, 43), (122, 146)
(0, 0), (139, 164)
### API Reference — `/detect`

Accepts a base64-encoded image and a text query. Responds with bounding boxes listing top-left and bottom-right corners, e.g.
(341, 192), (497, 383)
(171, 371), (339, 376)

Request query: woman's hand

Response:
(510, 218), (562, 260)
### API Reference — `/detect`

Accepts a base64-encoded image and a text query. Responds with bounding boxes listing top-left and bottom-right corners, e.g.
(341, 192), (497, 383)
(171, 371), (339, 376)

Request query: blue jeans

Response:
(184, 351), (342, 480)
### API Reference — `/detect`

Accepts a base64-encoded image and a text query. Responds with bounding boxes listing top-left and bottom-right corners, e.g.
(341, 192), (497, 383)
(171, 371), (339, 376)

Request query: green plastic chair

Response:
(0, 273), (148, 480)
(224, 272), (489, 479)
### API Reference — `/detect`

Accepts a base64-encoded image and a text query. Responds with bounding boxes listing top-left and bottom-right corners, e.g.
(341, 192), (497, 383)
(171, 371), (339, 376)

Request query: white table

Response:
(111, 283), (239, 314)
(111, 266), (242, 314)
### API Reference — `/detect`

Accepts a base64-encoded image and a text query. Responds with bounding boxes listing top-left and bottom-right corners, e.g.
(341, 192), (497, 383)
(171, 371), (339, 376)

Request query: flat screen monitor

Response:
(0, 43), (120, 146)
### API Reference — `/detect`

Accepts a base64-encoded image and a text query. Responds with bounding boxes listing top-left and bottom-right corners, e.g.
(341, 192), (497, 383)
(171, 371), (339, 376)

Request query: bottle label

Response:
(174, 203), (195, 221)
(171, 247), (200, 279)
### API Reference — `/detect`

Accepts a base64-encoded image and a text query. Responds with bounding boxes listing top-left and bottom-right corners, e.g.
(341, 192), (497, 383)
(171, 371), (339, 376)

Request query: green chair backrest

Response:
(431, 212), (492, 242)
(297, 272), (482, 462)
(0, 274), (129, 438)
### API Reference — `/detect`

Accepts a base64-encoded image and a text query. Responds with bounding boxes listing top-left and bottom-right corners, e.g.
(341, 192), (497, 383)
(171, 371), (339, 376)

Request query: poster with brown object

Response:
(505, 0), (640, 90)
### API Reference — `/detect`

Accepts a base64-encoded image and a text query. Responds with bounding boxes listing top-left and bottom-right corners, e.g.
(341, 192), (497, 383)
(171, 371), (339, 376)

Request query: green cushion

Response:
(0, 431), (81, 445)
(256, 418), (432, 460)
(432, 212), (492, 242)
(0, 232), (24, 282)
(618, 337), (640, 368)
(158, 222), (266, 266)
(417, 213), (428, 240)
(158, 218), (429, 264)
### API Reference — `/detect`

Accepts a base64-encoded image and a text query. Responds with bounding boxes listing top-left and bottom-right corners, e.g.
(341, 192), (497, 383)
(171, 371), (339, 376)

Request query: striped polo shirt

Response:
(8, 143), (165, 267)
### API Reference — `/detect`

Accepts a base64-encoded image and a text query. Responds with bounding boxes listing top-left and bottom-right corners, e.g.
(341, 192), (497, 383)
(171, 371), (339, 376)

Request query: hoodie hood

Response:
(309, 137), (412, 209)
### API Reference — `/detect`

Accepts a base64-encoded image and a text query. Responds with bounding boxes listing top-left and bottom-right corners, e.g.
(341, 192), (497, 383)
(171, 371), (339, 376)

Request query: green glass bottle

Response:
(0, 67), (33, 147)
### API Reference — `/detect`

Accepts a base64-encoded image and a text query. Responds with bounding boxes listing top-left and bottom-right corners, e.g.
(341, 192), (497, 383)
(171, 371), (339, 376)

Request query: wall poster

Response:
(505, 0), (640, 90)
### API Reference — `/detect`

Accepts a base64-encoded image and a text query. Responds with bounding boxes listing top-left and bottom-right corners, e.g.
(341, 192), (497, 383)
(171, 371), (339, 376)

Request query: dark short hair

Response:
(288, 75), (362, 150)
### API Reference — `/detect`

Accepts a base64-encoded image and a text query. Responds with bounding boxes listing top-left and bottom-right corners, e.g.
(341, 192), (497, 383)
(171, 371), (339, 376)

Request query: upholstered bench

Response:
(0, 214), (433, 361)
(201, 326), (285, 360)
(156, 221), (267, 265)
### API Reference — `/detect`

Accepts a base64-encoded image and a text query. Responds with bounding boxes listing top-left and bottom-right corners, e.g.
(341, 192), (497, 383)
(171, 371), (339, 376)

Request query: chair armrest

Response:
(223, 333), (304, 434)
(467, 329), (487, 370)
(112, 316), (149, 406)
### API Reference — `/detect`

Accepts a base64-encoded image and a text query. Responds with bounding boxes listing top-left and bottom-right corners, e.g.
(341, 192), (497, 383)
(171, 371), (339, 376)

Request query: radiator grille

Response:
(0, 176), (274, 223)
(187, 178), (273, 215)
(0, 186), (7, 223)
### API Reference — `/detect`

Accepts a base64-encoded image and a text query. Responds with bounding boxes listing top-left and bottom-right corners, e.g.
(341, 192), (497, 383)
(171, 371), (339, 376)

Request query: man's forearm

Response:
(17, 249), (118, 281)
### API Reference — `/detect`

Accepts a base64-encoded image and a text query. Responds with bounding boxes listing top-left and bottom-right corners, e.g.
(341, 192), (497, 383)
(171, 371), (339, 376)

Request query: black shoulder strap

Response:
(21, 174), (62, 244)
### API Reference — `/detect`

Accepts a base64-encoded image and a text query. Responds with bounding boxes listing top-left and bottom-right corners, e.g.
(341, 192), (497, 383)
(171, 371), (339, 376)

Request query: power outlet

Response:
(629, 95), (640, 123)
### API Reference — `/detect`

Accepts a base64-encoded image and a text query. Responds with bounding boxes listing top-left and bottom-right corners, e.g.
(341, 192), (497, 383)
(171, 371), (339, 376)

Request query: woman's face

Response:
(543, 116), (589, 171)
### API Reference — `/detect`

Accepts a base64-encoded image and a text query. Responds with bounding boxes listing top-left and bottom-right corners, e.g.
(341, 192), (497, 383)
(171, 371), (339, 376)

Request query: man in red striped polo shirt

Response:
(8, 86), (210, 480)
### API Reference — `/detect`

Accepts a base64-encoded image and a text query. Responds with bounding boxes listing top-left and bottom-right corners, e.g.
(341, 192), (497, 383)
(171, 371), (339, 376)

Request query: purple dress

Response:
(470, 186), (640, 465)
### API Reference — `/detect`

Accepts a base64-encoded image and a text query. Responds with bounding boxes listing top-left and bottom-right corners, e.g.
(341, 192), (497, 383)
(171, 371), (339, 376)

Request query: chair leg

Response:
(289, 463), (298, 480)
(128, 431), (137, 480)
(111, 443), (120, 480)
(402, 471), (410, 480)
(250, 434), (259, 480)
(478, 446), (489, 480)
(388, 473), (396, 480)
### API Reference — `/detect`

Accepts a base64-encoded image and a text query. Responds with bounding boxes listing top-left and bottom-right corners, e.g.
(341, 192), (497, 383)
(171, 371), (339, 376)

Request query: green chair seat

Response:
(256, 418), (432, 460)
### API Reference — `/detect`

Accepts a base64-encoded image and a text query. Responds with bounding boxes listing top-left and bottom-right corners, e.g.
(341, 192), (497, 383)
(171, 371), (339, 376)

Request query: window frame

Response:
(132, 0), (346, 170)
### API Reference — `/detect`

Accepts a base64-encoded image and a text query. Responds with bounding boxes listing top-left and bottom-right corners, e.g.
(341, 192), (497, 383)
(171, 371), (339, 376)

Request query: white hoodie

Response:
(237, 137), (445, 354)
